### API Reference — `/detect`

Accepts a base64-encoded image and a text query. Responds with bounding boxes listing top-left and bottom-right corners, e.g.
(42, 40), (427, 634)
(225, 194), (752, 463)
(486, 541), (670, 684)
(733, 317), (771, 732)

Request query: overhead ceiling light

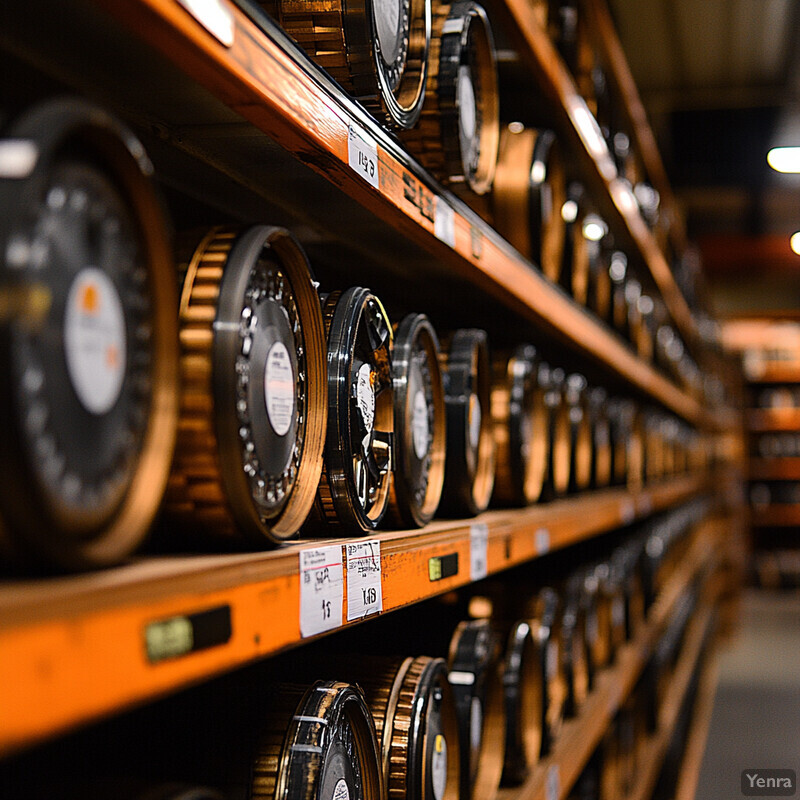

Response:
(791, 232), (800, 255)
(767, 147), (800, 173)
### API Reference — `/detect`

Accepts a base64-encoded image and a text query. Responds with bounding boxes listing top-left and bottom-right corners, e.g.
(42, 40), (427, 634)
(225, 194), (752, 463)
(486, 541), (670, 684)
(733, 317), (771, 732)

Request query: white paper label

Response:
(434, 198), (456, 247)
(64, 267), (127, 415)
(546, 764), (560, 800)
(348, 123), (379, 189)
(412, 389), (430, 459)
(620, 497), (636, 525)
(535, 528), (551, 555)
(470, 522), (489, 581)
(177, 0), (235, 46)
(264, 342), (294, 436)
(299, 545), (344, 637)
(331, 778), (351, 800)
(346, 540), (382, 620)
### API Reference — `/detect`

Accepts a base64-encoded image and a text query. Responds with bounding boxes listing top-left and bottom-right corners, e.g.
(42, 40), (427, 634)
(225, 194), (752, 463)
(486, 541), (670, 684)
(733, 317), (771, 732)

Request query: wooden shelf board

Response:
(749, 458), (800, 481)
(0, 475), (705, 757)
(751, 505), (800, 527)
(498, 514), (723, 800)
(745, 366), (800, 384)
(673, 650), (722, 800)
(747, 408), (800, 432)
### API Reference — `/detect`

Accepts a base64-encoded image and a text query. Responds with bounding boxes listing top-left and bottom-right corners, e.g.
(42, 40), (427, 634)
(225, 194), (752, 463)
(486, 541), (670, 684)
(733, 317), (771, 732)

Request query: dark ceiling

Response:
(608, 0), (800, 315)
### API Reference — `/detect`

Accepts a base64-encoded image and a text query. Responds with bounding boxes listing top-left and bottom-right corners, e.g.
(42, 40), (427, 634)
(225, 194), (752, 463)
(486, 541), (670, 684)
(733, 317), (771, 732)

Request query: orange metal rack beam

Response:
(0, 475), (704, 756)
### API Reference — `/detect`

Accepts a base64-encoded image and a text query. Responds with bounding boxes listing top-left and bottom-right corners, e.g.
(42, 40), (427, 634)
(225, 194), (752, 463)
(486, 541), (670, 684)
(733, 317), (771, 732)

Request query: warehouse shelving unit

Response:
(0, 0), (743, 797)
(724, 317), (800, 586)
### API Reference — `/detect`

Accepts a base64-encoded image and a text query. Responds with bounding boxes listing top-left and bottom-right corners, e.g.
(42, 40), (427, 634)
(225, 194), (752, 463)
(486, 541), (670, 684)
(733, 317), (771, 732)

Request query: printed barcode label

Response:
(435, 198), (456, 247)
(346, 540), (382, 620)
(299, 545), (344, 637)
(470, 523), (489, 581)
(347, 123), (379, 189)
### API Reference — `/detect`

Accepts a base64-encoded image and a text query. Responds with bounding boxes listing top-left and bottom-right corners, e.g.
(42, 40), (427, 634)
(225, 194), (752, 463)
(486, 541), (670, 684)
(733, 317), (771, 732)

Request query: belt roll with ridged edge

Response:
(165, 226), (326, 545)
(306, 287), (394, 532)
(386, 314), (446, 528)
(250, 680), (384, 800)
(447, 619), (505, 800)
(343, 655), (460, 800)
(606, 398), (632, 488)
(565, 373), (592, 494)
(586, 239), (612, 323)
(561, 575), (590, 718)
(492, 127), (566, 284)
(439, 328), (495, 516)
(526, 586), (565, 756)
(543, 366), (570, 499)
(500, 620), (544, 787)
(273, 0), (431, 129)
(401, 0), (499, 195)
(0, 97), (178, 570)
(611, 539), (645, 643)
(587, 387), (611, 489)
(491, 344), (548, 507)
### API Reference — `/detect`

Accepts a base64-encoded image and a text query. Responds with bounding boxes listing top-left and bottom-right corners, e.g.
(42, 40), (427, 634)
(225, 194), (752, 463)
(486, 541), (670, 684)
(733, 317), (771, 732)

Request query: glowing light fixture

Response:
(791, 232), (800, 255)
(767, 147), (800, 173)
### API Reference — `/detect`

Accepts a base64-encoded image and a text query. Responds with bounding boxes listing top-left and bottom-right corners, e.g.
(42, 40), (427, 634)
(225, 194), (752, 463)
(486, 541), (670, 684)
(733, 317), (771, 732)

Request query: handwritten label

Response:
(347, 123), (379, 189)
(346, 540), (382, 620)
(300, 545), (344, 637)
(435, 198), (456, 247)
(470, 522), (489, 581)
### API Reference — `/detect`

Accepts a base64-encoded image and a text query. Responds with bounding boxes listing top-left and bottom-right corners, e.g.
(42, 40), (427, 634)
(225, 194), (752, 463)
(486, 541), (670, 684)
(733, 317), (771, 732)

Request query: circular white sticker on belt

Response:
(331, 779), (350, 800)
(431, 733), (448, 800)
(412, 389), (429, 459)
(264, 341), (295, 436)
(470, 696), (483, 757)
(468, 393), (481, 451)
(356, 363), (375, 434)
(64, 267), (126, 415)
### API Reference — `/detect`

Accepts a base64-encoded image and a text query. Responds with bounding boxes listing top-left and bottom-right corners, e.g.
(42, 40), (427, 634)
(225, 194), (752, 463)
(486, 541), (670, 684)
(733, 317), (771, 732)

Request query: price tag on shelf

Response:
(347, 123), (379, 189)
(470, 523), (489, 581)
(299, 545), (344, 638)
(346, 540), (382, 621)
(546, 764), (561, 800)
(434, 197), (456, 248)
(535, 527), (551, 555)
